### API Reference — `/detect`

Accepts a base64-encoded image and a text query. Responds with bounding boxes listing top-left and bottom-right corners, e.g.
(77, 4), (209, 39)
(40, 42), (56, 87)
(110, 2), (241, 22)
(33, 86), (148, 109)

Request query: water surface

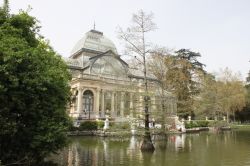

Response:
(50, 129), (250, 166)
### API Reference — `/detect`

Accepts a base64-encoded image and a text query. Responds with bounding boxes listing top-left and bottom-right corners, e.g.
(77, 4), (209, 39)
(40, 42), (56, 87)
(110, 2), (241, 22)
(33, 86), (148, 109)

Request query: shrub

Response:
(185, 121), (198, 129)
(196, 121), (209, 127)
(208, 121), (228, 127)
(79, 121), (98, 130)
(68, 122), (78, 131)
(97, 121), (104, 129)
(185, 120), (209, 128)
(110, 122), (130, 130)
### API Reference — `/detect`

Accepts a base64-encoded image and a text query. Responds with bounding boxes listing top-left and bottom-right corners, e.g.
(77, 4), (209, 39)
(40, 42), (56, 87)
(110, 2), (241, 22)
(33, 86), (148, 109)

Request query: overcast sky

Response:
(7, 0), (250, 79)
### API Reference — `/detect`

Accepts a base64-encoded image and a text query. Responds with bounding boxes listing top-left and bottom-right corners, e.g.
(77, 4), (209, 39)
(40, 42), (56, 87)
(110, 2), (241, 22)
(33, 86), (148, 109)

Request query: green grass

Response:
(230, 124), (250, 129)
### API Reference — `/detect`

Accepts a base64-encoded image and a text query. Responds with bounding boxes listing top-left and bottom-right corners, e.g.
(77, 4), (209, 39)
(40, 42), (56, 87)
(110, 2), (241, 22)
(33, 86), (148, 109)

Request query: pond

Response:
(49, 129), (250, 166)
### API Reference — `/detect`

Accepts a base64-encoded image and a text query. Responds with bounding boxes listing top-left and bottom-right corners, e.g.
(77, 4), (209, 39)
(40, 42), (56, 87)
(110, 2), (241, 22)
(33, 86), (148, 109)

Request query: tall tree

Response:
(118, 10), (156, 151)
(148, 47), (176, 132)
(246, 71), (250, 84)
(148, 47), (173, 91)
(195, 73), (219, 118)
(0, 2), (71, 164)
(165, 49), (206, 118)
(216, 68), (246, 122)
(236, 84), (250, 122)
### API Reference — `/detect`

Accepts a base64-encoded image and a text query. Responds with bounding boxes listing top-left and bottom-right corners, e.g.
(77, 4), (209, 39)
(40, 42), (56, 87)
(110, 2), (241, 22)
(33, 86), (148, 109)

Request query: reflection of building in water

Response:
(169, 134), (186, 152)
(67, 143), (80, 166)
(175, 134), (185, 151)
(128, 136), (140, 150)
(63, 29), (177, 122)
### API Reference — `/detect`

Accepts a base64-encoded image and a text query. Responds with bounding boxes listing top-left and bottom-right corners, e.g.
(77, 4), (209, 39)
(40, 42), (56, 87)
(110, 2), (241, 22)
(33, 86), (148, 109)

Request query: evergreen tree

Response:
(166, 49), (205, 118)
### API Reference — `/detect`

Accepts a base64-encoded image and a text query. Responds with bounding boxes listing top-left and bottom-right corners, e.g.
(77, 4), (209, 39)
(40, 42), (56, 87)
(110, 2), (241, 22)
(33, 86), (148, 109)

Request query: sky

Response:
(6, 0), (250, 79)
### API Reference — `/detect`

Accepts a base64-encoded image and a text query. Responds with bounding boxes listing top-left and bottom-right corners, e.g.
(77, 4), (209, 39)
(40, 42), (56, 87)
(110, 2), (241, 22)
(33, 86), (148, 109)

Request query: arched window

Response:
(83, 90), (94, 119)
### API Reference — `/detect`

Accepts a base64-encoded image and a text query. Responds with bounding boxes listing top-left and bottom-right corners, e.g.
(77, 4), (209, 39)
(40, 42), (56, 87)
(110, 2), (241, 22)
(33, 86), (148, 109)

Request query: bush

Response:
(68, 118), (78, 131)
(109, 122), (130, 130)
(97, 121), (104, 129)
(208, 121), (228, 127)
(196, 121), (209, 127)
(185, 121), (198, 129)
(185, 121), (209, 129)
(79, 121), (98, 130)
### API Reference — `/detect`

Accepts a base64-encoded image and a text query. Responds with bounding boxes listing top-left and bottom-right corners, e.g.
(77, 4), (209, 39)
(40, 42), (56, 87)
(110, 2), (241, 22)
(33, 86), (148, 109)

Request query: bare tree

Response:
(117, 10), (156, 151)
(148, 48), (176, 130)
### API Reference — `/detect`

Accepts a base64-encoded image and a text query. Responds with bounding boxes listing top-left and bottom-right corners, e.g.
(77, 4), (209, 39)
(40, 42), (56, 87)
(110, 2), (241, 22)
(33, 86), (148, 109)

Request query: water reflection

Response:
(168, 134), (186, 151)
(49, 130), (250, 166)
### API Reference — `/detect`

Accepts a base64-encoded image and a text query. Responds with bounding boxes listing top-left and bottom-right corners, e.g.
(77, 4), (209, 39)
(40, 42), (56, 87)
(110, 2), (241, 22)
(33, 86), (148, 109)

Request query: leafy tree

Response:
(195, 68), (246, 122)
(118, 10), (156, 151)
(165, 49), (206, 118)
(246, 71), (250, 84)
(148, 47), (173, 91)
(148, 48), (177, 130)
(215, 68), (246, 122)
(235, 84), (250, 122)
(195, 73), (219, 119)
(0, 1), (71, 164)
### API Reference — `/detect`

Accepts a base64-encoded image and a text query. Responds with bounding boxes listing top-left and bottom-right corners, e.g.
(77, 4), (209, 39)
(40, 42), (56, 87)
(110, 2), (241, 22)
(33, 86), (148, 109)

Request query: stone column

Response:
(95, 89), (100, 118)
(77, 87), (83, 117)
(151, 96), (156, 112)
(129, 92), (133, 117)
(101, 90), (105, 118)
(111, 91), (115, 117)
(120, 92), (125, 117)
(139, 94), (144, 113)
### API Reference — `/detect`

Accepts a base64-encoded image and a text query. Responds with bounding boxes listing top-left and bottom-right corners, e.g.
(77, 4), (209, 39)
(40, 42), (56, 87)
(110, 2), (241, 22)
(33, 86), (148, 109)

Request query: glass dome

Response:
(71, 30), (118, 55)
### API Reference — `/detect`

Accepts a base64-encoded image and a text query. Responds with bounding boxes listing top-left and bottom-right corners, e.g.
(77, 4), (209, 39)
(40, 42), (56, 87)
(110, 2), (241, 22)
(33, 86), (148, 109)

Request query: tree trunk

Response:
(141, 28), (154, 152)
(141, 97), (155, 151)
(227, 111), (229, 123)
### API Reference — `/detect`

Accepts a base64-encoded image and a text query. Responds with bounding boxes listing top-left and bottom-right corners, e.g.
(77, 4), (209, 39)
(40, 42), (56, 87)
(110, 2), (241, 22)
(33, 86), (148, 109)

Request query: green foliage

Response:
(235, 84), (250, 122)
(195, 74), (218, 117)
(246, 71), (250, 84)
(185, 121), (198, 129)
(164, 49), (206, 118)
(185, 121), (209, 129)
(109, 122), (130, 130)
(68, 119), (78, 131)
(208, 121), (228, 128)
(69, 120), (104, 131)
(196, 120), (209, 127)
(97, 120), (104, 129)
(0, 4), (71, 165)
(79, 121), (98, 131)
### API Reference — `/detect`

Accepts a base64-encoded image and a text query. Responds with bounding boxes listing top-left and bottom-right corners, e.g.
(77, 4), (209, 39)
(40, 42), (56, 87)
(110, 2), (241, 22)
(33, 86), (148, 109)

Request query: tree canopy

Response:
(0, 1), (71, 164)
(162, 49), (206, 118)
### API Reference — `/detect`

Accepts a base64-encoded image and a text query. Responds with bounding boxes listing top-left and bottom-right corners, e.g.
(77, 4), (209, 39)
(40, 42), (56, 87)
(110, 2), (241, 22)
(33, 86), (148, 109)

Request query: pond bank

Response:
(68, 130), (166, 137)
(67, 126), (232, 137)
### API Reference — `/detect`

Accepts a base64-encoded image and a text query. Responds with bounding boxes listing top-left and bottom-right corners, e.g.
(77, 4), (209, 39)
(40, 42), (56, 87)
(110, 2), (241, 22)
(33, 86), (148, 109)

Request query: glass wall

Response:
(90, 56), (127, 78)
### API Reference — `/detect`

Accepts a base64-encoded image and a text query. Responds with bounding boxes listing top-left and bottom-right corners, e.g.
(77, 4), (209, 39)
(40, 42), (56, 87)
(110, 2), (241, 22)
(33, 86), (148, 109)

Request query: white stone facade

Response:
(64, 29), (176, 121)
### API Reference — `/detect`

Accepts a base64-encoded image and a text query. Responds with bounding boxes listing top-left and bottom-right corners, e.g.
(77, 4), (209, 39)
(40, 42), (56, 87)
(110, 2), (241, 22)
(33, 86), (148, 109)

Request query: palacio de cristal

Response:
(63, 29), (177, 122)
